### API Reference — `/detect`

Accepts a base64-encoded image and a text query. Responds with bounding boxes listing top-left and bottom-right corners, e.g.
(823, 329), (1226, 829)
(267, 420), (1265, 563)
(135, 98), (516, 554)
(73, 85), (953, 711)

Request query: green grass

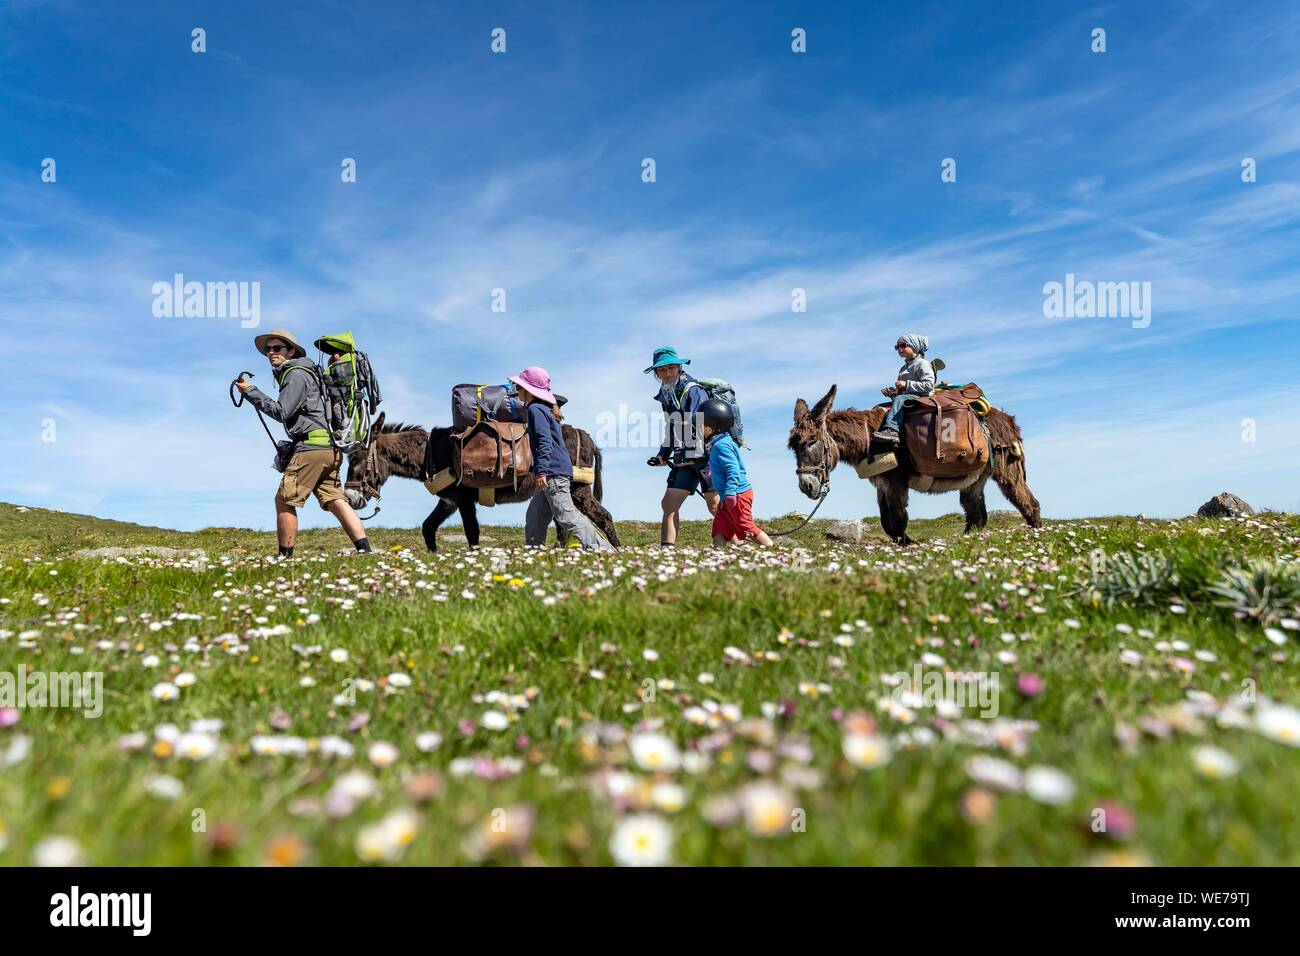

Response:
(1, 500), (1298, 865)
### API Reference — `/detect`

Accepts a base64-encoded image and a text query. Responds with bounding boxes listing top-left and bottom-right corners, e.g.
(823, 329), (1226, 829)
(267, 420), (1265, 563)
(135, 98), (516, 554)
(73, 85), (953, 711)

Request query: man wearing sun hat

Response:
(235, 327), (372, 558)
(644, 345), (719, 547)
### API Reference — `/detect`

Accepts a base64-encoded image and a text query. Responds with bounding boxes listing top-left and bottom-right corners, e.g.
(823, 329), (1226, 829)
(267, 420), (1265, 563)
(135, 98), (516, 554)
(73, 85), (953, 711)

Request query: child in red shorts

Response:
(700, 398), (773, 548)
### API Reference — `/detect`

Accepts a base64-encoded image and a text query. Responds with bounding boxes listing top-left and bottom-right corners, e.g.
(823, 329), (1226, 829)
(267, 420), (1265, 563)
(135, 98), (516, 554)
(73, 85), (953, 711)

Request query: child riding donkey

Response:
(873, 333), (935, 445)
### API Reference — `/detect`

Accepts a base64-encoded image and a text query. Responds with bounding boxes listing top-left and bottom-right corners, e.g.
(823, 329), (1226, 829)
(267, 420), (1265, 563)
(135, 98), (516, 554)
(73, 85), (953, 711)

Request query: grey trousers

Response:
(525, 475), (613, 551)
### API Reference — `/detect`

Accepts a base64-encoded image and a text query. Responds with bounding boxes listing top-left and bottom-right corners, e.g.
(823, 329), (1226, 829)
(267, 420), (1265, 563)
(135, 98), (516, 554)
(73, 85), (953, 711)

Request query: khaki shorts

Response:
(276, 448), (345, 510)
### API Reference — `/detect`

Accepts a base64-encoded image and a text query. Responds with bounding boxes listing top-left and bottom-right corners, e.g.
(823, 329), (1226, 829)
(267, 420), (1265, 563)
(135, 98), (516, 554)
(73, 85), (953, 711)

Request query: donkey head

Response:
(788, 385), (838, 500)
(345, 412), (386, 510)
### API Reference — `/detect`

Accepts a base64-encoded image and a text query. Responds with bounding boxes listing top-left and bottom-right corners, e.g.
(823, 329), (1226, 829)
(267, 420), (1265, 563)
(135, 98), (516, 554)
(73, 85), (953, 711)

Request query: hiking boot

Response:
(872, 428), (900, 444)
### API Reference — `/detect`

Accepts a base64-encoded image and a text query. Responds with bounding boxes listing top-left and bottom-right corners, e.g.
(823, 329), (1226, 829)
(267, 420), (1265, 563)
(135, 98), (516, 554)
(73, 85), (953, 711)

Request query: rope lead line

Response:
(230, 371), (280, 449)
(767, 485), (830, 538)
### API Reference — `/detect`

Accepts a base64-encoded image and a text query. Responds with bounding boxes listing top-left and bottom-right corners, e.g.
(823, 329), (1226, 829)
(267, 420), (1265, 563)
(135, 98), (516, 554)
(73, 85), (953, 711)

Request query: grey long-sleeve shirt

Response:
(896, 355), (936, 395)
(243, 357), (332, 453)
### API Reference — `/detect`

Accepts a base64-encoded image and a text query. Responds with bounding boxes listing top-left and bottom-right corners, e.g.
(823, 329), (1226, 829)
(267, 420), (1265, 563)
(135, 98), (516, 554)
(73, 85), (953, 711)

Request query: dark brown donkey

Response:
(788, 385), (1042, 545)
(345, 416), (619, 552)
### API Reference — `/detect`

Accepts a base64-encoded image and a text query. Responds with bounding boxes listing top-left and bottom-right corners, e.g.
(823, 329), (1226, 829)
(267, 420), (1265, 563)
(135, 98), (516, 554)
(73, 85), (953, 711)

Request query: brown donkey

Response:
(788, 385), (1042, 545)
(345, 417), (619, 552)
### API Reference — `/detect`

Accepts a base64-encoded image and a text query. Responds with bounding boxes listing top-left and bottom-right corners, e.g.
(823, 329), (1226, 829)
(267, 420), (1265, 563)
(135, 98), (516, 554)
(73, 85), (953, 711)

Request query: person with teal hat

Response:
(644, 346), (720, 546)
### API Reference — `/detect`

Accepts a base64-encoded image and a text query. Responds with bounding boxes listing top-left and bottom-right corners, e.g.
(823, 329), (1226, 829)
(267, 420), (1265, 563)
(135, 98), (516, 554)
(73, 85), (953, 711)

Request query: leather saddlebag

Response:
(452, 420), (533, 490)
(903, 389), (989, 477)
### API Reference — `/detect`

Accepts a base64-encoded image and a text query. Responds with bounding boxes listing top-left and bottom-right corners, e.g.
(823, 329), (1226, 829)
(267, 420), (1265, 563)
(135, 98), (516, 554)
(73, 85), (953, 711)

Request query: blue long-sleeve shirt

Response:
(655, 375), (708, 462)
(707, 433), (751, 497)
(526, 402), (572, 479)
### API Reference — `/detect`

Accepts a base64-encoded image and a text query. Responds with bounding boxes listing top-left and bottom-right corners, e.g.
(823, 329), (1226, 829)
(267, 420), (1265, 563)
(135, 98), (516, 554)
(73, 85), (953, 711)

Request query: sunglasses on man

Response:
(265, 344), (291, 354)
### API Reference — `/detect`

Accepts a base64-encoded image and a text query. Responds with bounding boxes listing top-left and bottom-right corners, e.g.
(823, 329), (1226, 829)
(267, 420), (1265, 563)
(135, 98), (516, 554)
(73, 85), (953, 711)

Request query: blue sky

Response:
(3, 0), (1299, 533)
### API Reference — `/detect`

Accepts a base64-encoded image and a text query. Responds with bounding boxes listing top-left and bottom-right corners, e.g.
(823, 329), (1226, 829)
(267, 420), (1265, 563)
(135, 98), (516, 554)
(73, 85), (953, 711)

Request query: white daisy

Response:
(1024, 766), (1075, 805)
(356, 808), (420, 863)
(1193, 745), (1240, 778)
(415, 731), (443, 752)
(842, 733), (891, 769)
(367, 741), (399, 767)
(33, 836), (84, 867)
(629, 732), (681, 773)
(1256, 702), (1300, 747)
(965, 755), (1024, 792)
(650, 782), (688, 813)
(739, 782), (797, 837)
(145, 774), (184, 800)
(609, 814), (673, 867)
(176, 733), (217, 761)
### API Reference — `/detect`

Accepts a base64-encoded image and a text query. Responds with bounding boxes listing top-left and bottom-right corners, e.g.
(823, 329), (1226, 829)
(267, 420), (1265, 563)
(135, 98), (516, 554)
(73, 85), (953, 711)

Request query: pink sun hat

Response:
(508, 366), (558, 406)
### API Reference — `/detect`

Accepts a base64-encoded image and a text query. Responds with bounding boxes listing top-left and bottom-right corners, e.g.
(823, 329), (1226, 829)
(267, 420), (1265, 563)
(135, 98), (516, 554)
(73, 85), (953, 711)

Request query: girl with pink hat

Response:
(509, 366), (614, 552)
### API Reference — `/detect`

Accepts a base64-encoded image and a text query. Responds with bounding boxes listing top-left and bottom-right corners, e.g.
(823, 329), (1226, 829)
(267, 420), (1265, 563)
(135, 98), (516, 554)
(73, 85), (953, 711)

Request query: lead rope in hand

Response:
(230, 371), (280, 450)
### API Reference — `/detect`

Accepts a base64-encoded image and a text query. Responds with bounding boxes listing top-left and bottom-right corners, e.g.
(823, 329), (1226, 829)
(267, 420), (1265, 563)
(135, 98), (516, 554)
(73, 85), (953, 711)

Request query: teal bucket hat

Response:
(644, 345), (691, 374)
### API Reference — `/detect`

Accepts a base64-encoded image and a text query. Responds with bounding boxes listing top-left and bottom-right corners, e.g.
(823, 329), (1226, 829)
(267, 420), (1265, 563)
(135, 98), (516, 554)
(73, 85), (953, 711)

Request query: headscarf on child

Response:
(896, 333), (930, 355)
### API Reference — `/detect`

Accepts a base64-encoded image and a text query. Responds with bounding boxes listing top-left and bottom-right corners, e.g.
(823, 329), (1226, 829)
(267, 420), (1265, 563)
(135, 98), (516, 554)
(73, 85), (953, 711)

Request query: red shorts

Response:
(712, 488), (762, 540)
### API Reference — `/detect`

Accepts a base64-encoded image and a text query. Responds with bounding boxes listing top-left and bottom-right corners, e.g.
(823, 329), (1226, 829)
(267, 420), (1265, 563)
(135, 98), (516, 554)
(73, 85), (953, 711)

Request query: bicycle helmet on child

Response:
(699, 397), (735, 434)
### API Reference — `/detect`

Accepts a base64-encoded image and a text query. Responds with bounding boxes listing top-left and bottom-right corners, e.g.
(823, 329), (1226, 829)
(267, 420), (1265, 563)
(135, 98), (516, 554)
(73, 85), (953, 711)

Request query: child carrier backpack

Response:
(691, 378), (745, 446)
(313, 332), (383, 451)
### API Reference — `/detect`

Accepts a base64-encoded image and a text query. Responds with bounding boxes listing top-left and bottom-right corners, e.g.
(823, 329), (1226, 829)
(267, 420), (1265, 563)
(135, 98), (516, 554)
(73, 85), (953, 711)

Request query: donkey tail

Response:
(593, 442), (605, 502)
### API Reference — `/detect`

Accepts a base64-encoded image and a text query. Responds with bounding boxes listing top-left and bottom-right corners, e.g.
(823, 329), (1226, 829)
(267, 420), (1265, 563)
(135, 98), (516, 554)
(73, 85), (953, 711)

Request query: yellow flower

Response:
(45, 777), (72, 801)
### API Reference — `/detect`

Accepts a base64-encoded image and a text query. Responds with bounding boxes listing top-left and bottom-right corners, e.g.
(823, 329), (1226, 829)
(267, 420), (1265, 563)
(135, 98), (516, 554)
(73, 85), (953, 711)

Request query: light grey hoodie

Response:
(896, 355), (936, 396)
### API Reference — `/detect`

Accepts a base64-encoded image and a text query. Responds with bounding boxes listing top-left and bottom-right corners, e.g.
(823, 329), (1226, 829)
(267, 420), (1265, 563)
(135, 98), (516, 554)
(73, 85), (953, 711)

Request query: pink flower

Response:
(0, 707), (19, 728)
(1084, 801), (1137, 842)
(1016, 673), (1045, 698)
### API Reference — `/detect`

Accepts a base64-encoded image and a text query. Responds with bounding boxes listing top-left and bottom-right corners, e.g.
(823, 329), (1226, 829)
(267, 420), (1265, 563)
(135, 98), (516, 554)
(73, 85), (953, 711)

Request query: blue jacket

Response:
(707, 433), (751, 497)
(655, 374), (708, 462)
(526, 403), (572, 479)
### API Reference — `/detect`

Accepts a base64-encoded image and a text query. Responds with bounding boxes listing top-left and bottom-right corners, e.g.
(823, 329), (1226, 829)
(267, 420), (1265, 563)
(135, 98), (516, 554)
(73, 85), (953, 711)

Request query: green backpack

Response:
(313, 332), (383, 451)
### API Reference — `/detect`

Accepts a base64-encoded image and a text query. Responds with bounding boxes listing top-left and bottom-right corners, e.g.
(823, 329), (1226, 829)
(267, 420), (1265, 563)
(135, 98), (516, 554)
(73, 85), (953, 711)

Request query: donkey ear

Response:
(370, 411), (386, 438)
(810, 385), (837, 421)
(793, 398), (810, 423)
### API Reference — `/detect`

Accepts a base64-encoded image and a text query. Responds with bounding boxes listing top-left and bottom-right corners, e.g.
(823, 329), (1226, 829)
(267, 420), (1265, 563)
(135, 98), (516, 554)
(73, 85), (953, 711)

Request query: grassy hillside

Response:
(0, 502), (1297, 865)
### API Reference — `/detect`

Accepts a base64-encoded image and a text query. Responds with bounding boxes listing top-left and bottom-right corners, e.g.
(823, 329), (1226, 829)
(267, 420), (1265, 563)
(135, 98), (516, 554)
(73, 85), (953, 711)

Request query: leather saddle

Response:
(901, 383), (990, 477)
